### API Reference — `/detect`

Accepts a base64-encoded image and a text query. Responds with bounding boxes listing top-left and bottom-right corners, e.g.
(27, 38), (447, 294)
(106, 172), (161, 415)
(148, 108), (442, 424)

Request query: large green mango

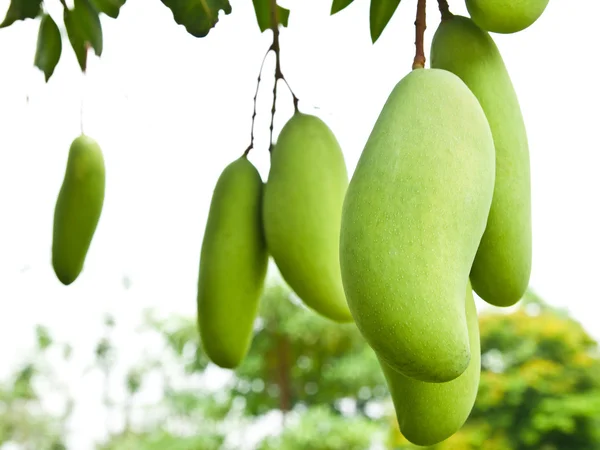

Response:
(263, 113), (352, 323)
(340, 68), (494, 382)
(466, 0), (550, 34)
(380, 283), (481, 447)
(52, 134), (105, 285)
(197, 156), (268, 369)
(431, 15), (532, 308)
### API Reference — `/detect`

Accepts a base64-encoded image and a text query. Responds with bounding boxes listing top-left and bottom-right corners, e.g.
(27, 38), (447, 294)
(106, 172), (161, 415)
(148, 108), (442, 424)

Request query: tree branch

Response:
(244, 45), (274, 157)
(412, 0), (427, 70)
(437, 0), (452, 21)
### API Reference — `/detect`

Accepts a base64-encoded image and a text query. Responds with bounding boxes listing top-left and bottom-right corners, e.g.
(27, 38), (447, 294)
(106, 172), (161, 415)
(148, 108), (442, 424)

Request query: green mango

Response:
(263, 112), (352, 323)
(52, 134), (105, 285)
(431, 15), (532, 308)
(380, 283), (481, 447)
(197, 156), (268, 369)
(340, 68), (494, 382)
(465, 0), (549, 34)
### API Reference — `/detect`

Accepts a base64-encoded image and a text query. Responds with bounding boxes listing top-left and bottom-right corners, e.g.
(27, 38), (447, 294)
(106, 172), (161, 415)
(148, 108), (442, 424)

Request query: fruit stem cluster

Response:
(244, 0), (300, 157)
(437, 0), (453, 21)
(412, 0), (427, 70)
(244, 46), (272, 157)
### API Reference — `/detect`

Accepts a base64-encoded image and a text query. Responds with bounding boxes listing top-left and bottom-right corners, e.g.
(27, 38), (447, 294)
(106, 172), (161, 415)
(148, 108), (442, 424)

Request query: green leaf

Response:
(0, 0), (42, 28)
(64, 0), (103, 72)
(90, 0), (126, 18)
(252, 0), (289, 33)
(369, 0), (401, 43)
(330, 0), (354, 15)
(160, 0), (232, 38)
(34, 14), (62, 82)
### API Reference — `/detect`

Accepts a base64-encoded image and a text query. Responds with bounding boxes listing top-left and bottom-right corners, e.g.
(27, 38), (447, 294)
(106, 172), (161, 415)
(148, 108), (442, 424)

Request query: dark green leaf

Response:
(369, 0), (401, 43)
(160, 0), (232, 38)
(0, 0), (42, 28)
(252, 0), (289, 33)
(90, 0), (126, 18)
(64, 0), (103, 72)
(34, 14), (62, 82)
(330, 0), (354, 15)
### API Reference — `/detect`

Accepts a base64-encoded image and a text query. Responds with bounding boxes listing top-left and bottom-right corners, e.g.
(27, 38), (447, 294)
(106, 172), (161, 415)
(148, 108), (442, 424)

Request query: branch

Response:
(268, 0), (299, 152)
(412, 0), (427, 70)
(243, 45), (273, 157)
(437, 0), (452, 20)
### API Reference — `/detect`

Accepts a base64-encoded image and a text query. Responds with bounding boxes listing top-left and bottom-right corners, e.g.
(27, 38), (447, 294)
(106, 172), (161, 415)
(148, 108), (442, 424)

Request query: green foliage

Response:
(330, 0), (355, 15)
(160, 0), (232, 38)
(252, 0), (289, 32)
(63, 0), (103, 72)
(0, 0), (41, 28)
(90, 0), (127, 18)
(369, 0), (402, 43)
(259, 406), (383, 450)
(99, 430), (224, 450)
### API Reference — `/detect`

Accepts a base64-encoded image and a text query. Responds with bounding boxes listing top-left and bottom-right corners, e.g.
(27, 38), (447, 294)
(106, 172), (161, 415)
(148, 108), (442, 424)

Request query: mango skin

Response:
(339, 68), (494, 382)
(431, 15), (532, 308)
(380, 283), (481, 447)
(263, 113), (352, 323)
(466, 0), (550, 34)
(197, 157), (268, 369)
(52, 134), (105, 285)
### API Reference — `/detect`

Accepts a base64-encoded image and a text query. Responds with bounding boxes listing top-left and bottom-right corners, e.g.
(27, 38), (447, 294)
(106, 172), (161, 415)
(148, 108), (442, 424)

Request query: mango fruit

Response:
(52, 134), (105, 285)
(380, 283), (481, 447)
(466, 0), (550, 34)
(263, 112), (352, 323)
(339, 68), (494, 382)
(197, 156), (268, 369)
(431, 15), (532, 307)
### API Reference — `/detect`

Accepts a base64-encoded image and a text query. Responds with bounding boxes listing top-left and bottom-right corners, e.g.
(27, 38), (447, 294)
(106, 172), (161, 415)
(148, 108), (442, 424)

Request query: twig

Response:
(268, 0), (299, 152)
(412, 0), (427, 70)
(437, 0), (452, 20)
(243, 45), (274, 157)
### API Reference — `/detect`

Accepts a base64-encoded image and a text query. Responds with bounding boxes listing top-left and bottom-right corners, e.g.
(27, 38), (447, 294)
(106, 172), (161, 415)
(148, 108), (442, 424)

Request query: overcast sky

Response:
(0, 0), (598, 448)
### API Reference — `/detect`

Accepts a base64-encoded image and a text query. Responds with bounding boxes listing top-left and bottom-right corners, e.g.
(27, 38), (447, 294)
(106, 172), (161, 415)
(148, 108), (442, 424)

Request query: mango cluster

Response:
(196, 9), (538, 447)
(340, 14), (533, 446)
(197, 113), (352, 369)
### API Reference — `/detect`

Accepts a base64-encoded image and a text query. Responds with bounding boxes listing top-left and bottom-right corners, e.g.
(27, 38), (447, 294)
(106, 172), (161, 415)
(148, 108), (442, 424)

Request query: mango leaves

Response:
(252, 0), (289, 33)
(160, 0), (232, 38)
(64, 0), (103, 72)
(90, 0), (127, 19)
(34, 14), (62, 82)
(330, 0), (403, 44)
(0, 0), (42, 28)
(370, 0), (402, 43)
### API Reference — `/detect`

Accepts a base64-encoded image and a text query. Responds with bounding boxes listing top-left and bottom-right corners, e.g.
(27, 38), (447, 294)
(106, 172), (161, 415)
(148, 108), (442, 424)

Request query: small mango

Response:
(380, 283), (481, 447)
(466, 0), (550, 34)
(263, 113), (352, 323)
(431, 15), (532, 307)
(52, 134), (105, 285)
(197, 156), (268, 369)
(340, 68), (495, 382)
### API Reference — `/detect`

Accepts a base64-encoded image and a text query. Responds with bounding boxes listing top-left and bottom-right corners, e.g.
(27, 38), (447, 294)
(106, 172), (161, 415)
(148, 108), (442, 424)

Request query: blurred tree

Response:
(388, 290), (600, 450)
(0, 325), (73, 450)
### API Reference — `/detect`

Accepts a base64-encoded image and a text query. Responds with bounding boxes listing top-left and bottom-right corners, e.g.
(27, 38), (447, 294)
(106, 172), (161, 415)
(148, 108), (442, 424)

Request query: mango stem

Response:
(268, 0), (300, 152)
(437, 0), (453, 21)
(412, 0), (427, 70)
(244, 45), (273, 157)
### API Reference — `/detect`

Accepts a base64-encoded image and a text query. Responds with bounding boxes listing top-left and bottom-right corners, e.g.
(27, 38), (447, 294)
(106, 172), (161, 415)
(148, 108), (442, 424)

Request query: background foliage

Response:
(2, 278), (600, 450)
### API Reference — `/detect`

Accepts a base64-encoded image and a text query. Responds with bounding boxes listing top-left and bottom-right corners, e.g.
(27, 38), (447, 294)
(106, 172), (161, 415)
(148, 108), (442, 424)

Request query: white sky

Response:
(0, 0), (599, 448)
